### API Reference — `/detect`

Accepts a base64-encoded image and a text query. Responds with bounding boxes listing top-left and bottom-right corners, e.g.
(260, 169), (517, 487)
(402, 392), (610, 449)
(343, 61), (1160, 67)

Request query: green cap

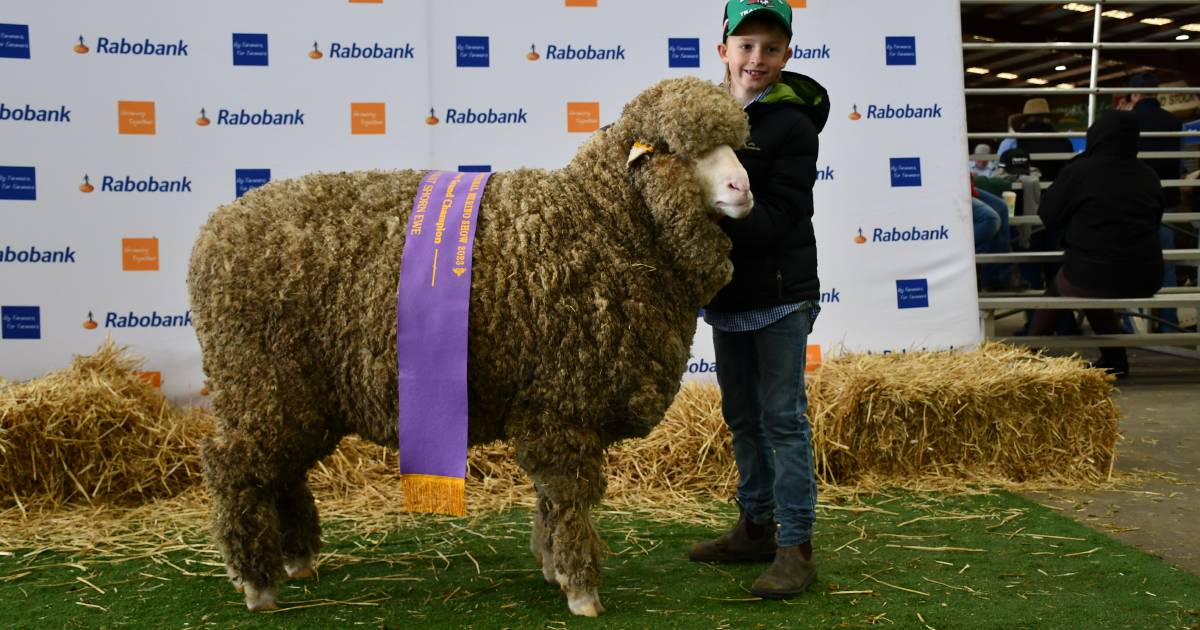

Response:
(724, 0), (793, 38)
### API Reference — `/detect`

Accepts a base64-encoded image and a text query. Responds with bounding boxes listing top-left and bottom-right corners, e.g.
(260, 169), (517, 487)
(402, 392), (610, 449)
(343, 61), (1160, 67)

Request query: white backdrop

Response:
(0, 0), (979, 401)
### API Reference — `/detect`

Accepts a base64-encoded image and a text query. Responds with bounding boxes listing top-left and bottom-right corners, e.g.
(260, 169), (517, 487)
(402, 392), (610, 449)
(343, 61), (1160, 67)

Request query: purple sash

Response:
(396, 170), (490, 515)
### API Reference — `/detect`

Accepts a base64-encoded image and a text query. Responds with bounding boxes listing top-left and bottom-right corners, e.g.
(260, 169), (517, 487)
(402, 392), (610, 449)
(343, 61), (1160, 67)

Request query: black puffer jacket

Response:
(705, 71), (830, 312)
(1037, 110), (1164, 297)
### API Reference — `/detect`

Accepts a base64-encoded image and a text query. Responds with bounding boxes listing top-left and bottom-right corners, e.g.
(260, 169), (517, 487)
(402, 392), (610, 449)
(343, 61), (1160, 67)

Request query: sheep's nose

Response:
(726, 177), (750, 196)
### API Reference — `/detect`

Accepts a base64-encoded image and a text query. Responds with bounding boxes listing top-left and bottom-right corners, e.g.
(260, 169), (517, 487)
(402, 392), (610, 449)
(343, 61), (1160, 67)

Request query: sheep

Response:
(188, 76), (752, 617)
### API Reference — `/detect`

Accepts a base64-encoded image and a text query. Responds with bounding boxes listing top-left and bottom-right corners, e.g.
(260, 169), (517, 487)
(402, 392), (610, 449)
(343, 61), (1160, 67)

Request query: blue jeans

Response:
(713, 305), (819, 548)
(972, 198), (1000, 254)
(975, 190), (1012, 289)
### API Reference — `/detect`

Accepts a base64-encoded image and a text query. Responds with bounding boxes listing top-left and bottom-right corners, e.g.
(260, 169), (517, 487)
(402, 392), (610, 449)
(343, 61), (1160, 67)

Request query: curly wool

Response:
(188, 76), (749, 599)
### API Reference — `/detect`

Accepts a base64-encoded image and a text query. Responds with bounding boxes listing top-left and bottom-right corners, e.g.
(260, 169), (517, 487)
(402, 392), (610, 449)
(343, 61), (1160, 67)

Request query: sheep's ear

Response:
(626, 141), (655, 167)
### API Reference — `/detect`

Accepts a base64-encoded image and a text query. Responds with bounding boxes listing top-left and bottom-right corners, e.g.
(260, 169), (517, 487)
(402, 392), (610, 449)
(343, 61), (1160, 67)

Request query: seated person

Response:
(1028, 111), (1165, 377)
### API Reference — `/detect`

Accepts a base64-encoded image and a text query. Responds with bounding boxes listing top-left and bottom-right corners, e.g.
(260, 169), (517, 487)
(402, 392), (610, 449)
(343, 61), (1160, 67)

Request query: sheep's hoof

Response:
(566, 588), (605, 617)
(243, 583), (279, 612)
(285, 559), (315, 579)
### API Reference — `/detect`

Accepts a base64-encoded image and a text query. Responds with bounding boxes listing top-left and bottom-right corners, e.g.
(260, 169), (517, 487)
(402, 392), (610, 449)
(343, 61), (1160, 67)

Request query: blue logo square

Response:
(232, 33), (269, 66)
(668, 38), (700, 68)
(896, 279), (929, 310)
(885, 36), (916, 66)
(457, 164), (491, 173)
(0, 23), (31, 59)
(889, 157), (922, 188)
(235, 169), (271, 198)
(2, 305), (41, 339)
(0, 166), (36, 200)
(456, 36), (489, 68)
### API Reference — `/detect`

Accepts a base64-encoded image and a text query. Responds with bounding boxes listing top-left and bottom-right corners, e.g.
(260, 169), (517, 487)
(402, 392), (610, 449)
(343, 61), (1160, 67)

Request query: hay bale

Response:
(807, 342), (1119, 485)
(0, 339), (212, 507)
(1, 341), (1118, 516)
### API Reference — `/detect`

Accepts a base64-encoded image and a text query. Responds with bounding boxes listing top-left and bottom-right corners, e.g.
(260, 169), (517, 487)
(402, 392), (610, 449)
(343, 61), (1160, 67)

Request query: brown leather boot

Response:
(687, 512), (777, 563)
(750, 542), (816, 599)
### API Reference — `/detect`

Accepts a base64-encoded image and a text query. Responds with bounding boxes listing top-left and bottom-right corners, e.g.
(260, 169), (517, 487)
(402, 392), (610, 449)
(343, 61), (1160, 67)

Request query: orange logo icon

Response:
(351, 102), (386, 134)
(526, 44), (540, 61)
(425, 107), (439, 125)
(118, 101), (157, 135)
(853, 228), (866, 244)
(196, 108), (211, 126)
(309, 42), (323, 59)
(135, 371), (162, 389)
(788, 0), (808, 8)
(122, 237), (159, 271)
(83, 311), (98, 330)
(848, 104), (861, 121)
(567, 102), (600, 133)
(805, 344), (821, 372)
(79, 175), (94, 193)
(565, 0), (597, 6)
(73, 35), (89, 54)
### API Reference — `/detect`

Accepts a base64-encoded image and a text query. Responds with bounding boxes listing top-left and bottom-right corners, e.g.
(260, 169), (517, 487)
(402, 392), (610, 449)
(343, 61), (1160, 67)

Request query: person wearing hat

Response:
(689, 0), (830, 600)
(996, 98), (1076, 183)
(1120, 71), (1185, 329)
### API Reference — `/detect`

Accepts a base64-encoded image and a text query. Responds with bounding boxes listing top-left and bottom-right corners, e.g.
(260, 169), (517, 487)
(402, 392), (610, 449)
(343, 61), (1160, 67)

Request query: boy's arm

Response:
(721, 115), (818, 247)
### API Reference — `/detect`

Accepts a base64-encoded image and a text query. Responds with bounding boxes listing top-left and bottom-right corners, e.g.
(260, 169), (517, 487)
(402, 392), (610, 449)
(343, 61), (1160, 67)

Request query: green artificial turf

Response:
(2, 491), (1198, 629)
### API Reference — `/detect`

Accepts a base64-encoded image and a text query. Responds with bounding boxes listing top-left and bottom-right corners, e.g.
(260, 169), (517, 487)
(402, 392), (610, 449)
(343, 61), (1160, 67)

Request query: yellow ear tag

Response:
(627, 141), (655, 165)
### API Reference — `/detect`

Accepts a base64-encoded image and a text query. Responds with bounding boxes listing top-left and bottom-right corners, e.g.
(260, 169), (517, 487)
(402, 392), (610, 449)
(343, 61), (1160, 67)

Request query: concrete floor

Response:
(1021, 346), (1200, 575)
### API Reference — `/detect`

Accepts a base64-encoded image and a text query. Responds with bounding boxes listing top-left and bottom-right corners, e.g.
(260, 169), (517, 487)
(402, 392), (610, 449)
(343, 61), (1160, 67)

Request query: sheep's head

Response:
(616, 77), (753, 221)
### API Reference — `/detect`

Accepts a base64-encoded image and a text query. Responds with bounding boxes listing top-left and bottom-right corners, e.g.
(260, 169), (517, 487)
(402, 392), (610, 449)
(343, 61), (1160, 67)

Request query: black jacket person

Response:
(1037, 110), (1164, 298)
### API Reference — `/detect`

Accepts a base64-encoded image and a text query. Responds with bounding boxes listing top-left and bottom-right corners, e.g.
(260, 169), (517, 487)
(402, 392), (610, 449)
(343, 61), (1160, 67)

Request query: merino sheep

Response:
(189, 76), (751, 617)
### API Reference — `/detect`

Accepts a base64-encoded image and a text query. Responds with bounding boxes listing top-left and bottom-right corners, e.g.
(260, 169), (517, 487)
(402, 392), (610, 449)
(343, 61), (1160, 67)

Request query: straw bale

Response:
(0, 339), (212, 507)
(1, 341), (1118, 530)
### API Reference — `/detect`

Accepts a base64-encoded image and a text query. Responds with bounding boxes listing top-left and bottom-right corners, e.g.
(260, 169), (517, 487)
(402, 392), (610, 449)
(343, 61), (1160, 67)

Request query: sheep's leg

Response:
(516, 428), (608, 617)
(278, 480), (320, 579)
(531, 484), (557, 586)
(202, 434), (283, 611)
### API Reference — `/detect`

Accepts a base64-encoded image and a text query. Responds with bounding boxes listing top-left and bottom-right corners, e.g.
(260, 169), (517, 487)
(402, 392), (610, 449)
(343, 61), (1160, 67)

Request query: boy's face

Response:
(718, 20), (791, 99)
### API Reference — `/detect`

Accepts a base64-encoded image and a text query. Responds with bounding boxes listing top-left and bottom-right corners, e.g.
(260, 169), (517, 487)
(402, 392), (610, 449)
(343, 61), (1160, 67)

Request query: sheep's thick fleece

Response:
(188, 76), (749, 613)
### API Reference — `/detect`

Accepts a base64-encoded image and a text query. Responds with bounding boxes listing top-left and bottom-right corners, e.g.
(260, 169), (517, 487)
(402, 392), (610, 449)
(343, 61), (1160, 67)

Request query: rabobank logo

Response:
(235, 169), (270, 198)
(534, 42), (626, 61)
(1, 306), (40, 340)
(859, 225), (950, 243)
(896, 278), (929, 309)
(819, 287), (840, 304)
(889, 157), (922, 188)
(310, 40), (414, 60)
(1, 245), (77, 264)
(232, 33), (269, 66)
(77, 35), (189, 56)
(434, 106), (528, 125)
(0, 166), (36, 200)
(685, 357), (718, 375)
(456, 36), (489, 67)
(885, 36), (916, 66)
(0, 102), (71, 123)
(1, 24), (31, 59)
(815, 165), (834, 182)
(791, 43), (830, 60)
(81, 173), (192, 193)
(668, 38), (700, 68)
(88, 309), (193, 329)
(204, 106), (305, 126)
(851, 102), (942, 120)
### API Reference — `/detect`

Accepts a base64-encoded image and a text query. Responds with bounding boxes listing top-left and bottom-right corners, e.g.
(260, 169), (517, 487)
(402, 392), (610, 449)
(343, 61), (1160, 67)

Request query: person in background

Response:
(1028, 111), (1165, 377)
(1119, 71), (1184, 331)
(997, 98), (1076, 184)
(970, 142), (997, 177)
(689, 0), (829, 600)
